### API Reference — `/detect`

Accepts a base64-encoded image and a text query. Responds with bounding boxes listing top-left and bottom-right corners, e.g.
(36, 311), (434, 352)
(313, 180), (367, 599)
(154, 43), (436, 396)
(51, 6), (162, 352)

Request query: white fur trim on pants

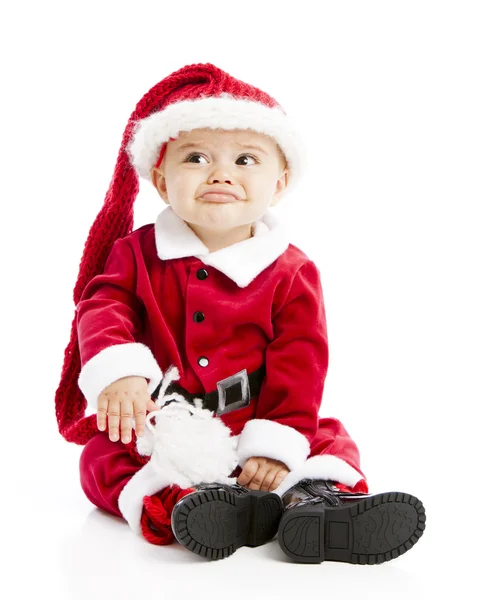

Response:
(117, 461), (192, 535)
(78, 342), (163, 409)
(273, 454), (365, 497)
(236, 419), (310, 471)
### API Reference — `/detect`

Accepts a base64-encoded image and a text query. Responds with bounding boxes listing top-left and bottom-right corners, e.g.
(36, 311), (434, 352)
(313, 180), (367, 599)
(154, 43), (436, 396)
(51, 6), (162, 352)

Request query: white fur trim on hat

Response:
(127, 93), (306, 191)
(77, 342), (163, 409)
(273, 454), (365, 497)
(236, 419), (310, 471)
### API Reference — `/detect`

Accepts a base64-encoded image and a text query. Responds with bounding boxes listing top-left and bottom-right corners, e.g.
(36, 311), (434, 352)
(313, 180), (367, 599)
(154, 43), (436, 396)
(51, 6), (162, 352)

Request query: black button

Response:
(193, 311), (205, 323)
(196, 268), (209, 280)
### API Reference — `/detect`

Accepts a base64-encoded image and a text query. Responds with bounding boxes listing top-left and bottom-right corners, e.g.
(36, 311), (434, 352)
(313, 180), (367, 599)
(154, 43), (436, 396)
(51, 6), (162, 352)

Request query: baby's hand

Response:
(97, 376), (158, 444)
(237, 456), (290, 492)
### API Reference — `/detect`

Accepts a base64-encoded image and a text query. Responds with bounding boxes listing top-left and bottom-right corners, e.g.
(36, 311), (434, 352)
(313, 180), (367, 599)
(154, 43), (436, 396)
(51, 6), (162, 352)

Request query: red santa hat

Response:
(54, 62), (305, 445)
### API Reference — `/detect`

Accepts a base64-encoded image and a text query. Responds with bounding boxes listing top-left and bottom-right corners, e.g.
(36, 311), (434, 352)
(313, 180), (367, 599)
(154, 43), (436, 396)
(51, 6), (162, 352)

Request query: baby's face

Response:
(150, 128), (289, 232)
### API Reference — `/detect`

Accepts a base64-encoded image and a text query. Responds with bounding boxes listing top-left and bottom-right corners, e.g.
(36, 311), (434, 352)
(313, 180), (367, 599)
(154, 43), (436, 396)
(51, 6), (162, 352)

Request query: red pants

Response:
(79, 418), (368, 544)
(79, 432), (140, 519)
(79, 432), (193, 544)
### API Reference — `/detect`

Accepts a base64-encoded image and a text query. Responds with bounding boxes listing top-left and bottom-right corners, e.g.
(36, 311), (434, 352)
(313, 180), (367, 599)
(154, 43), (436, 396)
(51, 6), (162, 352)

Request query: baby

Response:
(95, 125), (292, 492)
(55, 62), (426, 564)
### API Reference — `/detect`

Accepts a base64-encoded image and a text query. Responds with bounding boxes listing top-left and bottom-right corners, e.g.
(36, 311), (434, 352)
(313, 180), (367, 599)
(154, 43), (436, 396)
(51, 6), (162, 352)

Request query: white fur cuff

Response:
(117, 461), (180, 535)
(273, 454), (365, 497)
(236, 419), (310, 471)
(77, 343), (163, 409)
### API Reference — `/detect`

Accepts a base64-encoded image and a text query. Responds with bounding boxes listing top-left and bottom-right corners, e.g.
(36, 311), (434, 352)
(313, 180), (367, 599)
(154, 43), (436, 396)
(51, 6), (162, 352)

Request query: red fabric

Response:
(75, 230), (331, 449)
(334, 479), (369, 494)
(140, 485), (194, 545)
(54, 63), (283, 445)
(309, 418), (369, 487)
(79, 432), (141, 517)
(79, 426), (367, 530)
(73, 230), (369, 480)
(155, 137), (177, 168)
(79, 432), (195, 538)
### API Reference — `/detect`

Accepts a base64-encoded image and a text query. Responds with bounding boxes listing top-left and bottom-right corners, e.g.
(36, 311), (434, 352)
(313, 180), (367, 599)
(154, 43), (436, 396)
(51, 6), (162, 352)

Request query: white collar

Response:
(154, 206), (290, 288)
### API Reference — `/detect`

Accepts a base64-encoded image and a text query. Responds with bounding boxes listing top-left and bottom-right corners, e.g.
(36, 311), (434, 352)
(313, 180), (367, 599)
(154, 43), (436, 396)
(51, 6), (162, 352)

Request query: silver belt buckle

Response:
(216, 368), (251, 416)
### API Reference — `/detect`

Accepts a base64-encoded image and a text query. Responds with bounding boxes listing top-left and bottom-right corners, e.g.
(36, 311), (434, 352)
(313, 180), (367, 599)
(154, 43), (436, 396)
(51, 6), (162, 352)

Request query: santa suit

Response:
(77, 205), (368, 535)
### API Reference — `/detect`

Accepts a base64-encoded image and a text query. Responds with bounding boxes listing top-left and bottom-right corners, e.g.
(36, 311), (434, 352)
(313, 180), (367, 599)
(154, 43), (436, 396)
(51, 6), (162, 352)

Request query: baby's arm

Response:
(236, 260), (329, 473)
(76, 237), (163, 424)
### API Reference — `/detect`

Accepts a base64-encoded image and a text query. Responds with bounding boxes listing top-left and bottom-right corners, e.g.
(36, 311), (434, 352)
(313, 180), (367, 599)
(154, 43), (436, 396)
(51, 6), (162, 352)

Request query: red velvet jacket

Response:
(76, 206), (361, 479)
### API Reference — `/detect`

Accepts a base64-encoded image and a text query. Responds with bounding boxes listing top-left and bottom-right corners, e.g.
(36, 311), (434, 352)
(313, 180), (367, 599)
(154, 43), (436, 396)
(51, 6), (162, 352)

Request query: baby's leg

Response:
(310, 416), (368, 488)
(79, 432), (192, 544)
(274, 417), (368, 497)
(79, 432), (141, 517)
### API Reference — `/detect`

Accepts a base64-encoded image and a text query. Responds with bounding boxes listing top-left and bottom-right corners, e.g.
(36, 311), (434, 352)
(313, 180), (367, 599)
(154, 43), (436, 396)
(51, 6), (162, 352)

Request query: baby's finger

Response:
(237, 459), (259, 487)
(248, 464), (269, 491)
(146, 398), (159, 413)
(120, 400), (134, 444)
(107, 398), (121, 442)
(133, 396), (148, 438)
(261, 469), (278, 492)
(270, 469), (289, 492)
(97, 394), (108, 432)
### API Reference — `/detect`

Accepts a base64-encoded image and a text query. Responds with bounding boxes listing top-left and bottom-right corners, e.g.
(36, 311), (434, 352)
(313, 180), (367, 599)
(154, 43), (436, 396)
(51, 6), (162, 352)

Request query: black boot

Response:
(171, 482), (283, 560)
(277, 479), (426, 565)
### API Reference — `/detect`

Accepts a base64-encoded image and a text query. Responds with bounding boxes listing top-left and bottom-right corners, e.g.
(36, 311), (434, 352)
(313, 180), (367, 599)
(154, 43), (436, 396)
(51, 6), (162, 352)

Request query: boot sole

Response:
(278, 491), (426, 564)
(171, 488), (283, 560)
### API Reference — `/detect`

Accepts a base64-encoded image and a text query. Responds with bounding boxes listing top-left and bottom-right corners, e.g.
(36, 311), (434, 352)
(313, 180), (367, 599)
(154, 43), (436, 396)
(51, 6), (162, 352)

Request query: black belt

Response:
(151, 365), (265, 416)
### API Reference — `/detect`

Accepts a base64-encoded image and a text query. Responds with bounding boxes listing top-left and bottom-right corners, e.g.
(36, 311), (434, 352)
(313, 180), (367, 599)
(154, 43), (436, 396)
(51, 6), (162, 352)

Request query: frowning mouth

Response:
(199, 193), (240, 203)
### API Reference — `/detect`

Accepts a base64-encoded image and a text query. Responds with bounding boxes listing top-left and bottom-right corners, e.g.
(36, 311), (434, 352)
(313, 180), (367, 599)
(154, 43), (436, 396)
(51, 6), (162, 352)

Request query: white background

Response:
(1, 1), (477, 598)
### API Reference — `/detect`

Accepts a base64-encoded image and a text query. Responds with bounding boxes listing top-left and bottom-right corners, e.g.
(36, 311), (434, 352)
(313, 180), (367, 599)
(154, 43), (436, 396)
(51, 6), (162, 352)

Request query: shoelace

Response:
(145, 365), (213, 435)
(144, 398), (211, 434)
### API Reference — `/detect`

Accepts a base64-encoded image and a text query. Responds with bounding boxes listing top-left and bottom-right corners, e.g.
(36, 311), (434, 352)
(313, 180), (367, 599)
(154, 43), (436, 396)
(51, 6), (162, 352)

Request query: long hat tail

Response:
(55, 63), (239, 444)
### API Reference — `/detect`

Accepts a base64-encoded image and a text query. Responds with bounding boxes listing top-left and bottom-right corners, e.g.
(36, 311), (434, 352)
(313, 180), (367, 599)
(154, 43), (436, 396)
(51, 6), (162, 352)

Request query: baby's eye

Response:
(185, 153), (257, 165)
(185, 153), (207, 164)
(236, 154), (257, 166)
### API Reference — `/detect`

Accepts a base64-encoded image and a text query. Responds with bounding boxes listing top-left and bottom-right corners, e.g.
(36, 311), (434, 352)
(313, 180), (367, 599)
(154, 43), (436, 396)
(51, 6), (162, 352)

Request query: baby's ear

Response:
(150, 166), (169, 203)
(150, 165), (162, 187)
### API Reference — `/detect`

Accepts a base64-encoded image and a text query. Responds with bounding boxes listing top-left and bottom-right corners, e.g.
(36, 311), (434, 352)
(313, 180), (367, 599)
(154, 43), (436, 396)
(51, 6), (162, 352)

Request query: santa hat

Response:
(54, 62), (306, 445)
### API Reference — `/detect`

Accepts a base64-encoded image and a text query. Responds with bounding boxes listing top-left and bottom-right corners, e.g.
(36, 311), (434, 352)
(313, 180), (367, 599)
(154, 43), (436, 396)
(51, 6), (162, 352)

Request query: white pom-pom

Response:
(135, 425), (156, 456)
(137, 398), (238, 488)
